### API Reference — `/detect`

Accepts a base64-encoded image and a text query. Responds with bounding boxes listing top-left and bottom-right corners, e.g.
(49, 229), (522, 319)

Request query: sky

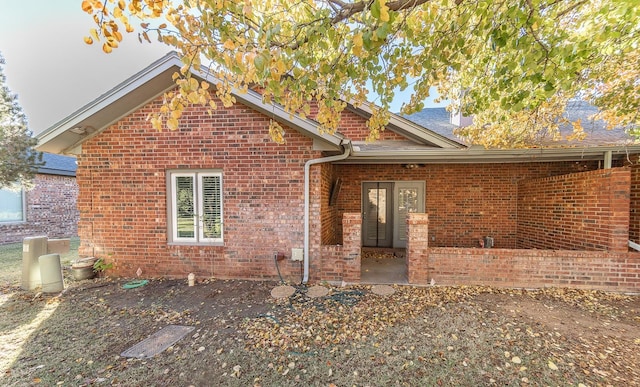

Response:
(0, 0), (444, 136)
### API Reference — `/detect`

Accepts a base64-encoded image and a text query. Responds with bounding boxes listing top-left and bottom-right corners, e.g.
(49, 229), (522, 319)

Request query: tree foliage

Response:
(83, 0), (639, 147)
(0, 54), (42, 189)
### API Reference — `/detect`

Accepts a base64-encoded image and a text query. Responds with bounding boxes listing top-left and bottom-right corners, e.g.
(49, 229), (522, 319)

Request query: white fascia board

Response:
(37, 52), (181, 147)
(342, 145), (640, 164)
(38, 52), (343, 153)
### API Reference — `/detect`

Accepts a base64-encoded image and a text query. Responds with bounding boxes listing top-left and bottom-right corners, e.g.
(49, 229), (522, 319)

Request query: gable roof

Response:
(401, 107), (461, 143)
(404, 102), (639, 147)
(345, 103), (463, 148)
(36, 51), (640, 165)
(38, 153), (77, 176)
(36, 52), (347, 155)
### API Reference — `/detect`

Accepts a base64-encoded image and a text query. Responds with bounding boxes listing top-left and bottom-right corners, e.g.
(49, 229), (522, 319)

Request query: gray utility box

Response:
(22, 236), (48, 290)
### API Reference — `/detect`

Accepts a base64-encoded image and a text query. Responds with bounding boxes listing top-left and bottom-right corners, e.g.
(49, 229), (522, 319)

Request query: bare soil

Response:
(2, 277), (639, 386)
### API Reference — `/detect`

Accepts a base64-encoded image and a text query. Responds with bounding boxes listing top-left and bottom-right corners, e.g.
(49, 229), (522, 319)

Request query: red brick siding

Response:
(407, 213), (429, 283)
(334, 162), (599, 248)
(78, 95), (326, 279)
(424, 247), (640, 293)
(307, 103), (405, 141)
(0, 174), (78, 244)
(630, 165), (640, 244)
(319, 213), (361, 282)
(335, 109), (405, 141)
(517, 168), (630, 251)
(320, 163), (340, 245)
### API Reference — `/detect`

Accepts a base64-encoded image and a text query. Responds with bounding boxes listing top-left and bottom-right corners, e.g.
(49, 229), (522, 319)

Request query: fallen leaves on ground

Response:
(3, 277), (640, 386)
(242, 284), (640, 385)
(244, 285), (488, 353)
(244, 285), (633, 354)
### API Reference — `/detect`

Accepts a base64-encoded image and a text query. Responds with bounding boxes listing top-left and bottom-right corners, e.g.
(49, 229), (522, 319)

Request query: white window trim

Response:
(168, 170), (223, 245)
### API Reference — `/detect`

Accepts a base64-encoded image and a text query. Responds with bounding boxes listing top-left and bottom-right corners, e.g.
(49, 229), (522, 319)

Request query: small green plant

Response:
(93, 258), (114, 273)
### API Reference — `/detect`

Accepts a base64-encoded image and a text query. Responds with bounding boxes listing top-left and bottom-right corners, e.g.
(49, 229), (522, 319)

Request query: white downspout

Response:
(604, 150), (612, 169)
(303, 140), (352, 284)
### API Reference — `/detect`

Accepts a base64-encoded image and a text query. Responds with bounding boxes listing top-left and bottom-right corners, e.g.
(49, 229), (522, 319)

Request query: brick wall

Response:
(407, 213), (429, 283)
(307, 104), (405, 142)
(78, 94), (327, 279)
(630, 165), (640, 244)
(320, 163), (340, 245)
(425, 247), (640, 293)
(334, 161), (599, 248)
(401, 213), (640, 292)
(517, 168), (631, 251)
(319, 213), (361, 283)
(0, 174), (79, 244)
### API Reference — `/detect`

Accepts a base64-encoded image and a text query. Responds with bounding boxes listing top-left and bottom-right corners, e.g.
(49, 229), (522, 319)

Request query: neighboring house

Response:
(0, 153), (79, 244)
(37, 52), (640, 291)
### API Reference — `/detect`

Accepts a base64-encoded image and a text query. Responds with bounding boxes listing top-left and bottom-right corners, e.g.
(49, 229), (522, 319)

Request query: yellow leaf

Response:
(548, 360), (558, 371)
(223, 39), (235, 50)
(243, 3), (252, 17)
(188, 77), (199, 90)
(102, 43), (113, 53)
(125, 21), (134, 33)
(379, 0), (389, 22)
(353, 33), (363, 57)
(511, 356), (521, 364)
(90, 28), (99, 41)
(187, 92), (200, 104)
(167, 117), (179, 130)
(84, 36), (94, 45)
(81, 0), (92, 13)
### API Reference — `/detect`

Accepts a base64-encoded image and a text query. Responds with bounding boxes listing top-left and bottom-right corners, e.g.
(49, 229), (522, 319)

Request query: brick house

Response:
(0, 153), (79, 244)
(37, 52), (640, 291)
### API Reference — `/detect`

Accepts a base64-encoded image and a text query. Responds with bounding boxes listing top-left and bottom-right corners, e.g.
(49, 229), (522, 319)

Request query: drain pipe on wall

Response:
(303, 140), (352, 284)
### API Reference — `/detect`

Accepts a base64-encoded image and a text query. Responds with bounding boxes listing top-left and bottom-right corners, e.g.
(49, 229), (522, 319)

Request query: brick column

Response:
(407, 213), (429, 284)
(610, 168), (631, 252)
(342, 213), (361, 283)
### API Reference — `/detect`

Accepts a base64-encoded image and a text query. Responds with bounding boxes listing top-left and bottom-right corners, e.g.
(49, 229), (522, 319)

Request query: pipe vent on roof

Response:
(450, 110), (473, 128)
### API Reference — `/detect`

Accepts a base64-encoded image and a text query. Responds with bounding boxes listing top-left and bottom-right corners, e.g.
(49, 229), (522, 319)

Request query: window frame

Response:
(0, 184), (27, 224)
(167, 170), (223, 245)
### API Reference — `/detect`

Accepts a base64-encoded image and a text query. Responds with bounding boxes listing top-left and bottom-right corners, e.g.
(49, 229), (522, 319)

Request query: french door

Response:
(362, 181), (425, 248)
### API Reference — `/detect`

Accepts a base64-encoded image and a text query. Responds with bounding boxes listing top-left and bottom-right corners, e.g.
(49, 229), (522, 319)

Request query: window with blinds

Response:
(169, 171), (223, 244)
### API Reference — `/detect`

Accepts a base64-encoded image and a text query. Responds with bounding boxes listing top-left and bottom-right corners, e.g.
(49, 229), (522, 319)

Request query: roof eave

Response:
(191, 67), (343, 148)
(37, 52), (343, 155)
(338, 145), (640, 164)
(345, 101), (465, 149)
(37, 52), (181, 154)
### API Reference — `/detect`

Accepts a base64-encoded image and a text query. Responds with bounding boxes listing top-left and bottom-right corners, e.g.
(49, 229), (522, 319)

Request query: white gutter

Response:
(340, 145), (640, 164)
(303, 140), (352, 283)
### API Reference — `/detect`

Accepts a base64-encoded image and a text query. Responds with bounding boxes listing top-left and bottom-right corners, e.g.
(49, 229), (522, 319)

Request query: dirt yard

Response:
(2, 276), (640, 386)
